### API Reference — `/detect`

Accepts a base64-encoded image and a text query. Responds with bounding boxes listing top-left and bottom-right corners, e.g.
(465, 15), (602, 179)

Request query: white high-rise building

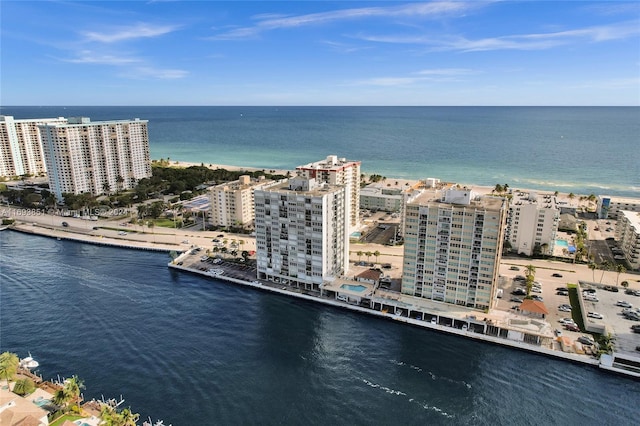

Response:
(208, 175), (272, 228)
(505, 191), (560, 256)
(401, 187), (507, 310)
(296, 155), (360, 229)
(39, 117), (151, 200)
(254, 176), (350, 291)
(0, 115), (68, 177)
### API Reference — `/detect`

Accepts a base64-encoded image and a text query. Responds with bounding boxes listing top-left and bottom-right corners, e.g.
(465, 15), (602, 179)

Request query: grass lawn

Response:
(50, 414), (83, 426)
(150, 218), (182, 228)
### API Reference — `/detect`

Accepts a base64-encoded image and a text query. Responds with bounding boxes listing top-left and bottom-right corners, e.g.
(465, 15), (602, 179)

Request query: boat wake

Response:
(389, 359), (472, 389)
(361, 378), (454, 418)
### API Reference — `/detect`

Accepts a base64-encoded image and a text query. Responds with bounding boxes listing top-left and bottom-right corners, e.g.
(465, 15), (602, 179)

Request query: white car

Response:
(584, 295), (599, 302)
(587, 312), (604, 319)
(252, 280), (262, 285)
(616, 301), (632, 308)
(559, 318), (576, 325)
(558, 306), (571, 312)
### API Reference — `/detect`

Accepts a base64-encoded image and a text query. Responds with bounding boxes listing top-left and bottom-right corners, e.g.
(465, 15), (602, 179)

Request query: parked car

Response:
(62, 221), (69, 227)
(625, 289), (636, 295)
(577, 336), (594, 345)
(510, 297), (523, 303)
(559, 318), (576, 325)
(565, 324), (580, 332)
(556, 287), (568, 292)
(587, 312), (604, 319)
(509, 266), (520, 271)
(532, 295), (544, 302)
(556, 290), (569, 296)
(616, 301), (633, 308)
(552, 273), (563, 278)
(554, 329), (563, 337)
(511, 288), (527, 296)
(558, 305), (571, 312)
(603, 285), (619, 292)
(583, 288), (596, 293)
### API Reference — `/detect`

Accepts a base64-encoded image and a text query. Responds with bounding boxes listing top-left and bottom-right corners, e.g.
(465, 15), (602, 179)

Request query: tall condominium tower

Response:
(296, 155), (361, 229)
(39, 117), (152, 200)
(0, 115), (68, 177)
(254, 176), (350, 291)
(401, 188), (507, 310)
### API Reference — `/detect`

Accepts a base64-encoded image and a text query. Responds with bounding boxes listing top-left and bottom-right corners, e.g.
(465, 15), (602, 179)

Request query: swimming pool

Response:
(340, 284), (367, 292)
(32, 397), (50, 407)
(555, 239), (569, 248)
(350, 232), (362, 238)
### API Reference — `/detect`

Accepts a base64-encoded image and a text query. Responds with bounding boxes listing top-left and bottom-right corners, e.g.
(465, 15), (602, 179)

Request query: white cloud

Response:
(353, 68), (478, 86)
(82, 22), (179, 43)
(209, 1), (477, 40)
(355, 20), (640, 52)
(121, 67), (189, 80)
(63, 50), (140, 65)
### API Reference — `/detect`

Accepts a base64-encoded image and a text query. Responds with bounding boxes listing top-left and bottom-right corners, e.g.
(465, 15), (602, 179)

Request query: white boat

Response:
(19, 352), (39, 369)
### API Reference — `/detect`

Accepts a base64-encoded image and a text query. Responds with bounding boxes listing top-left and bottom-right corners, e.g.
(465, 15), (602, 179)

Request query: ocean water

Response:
(2, 106), (639, 197)
(1, 232), (639, 425)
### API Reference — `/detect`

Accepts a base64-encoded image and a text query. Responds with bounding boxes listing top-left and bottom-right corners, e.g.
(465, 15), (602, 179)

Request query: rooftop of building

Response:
(510, 190), (559, 209)
(259, 176), (344, 196)
(209, 175), (270, 191)
(620, 210), (640, 231)
(296, 154), (361, 171)
(38, 117), (148, 127)
(408, 185), (506, 211)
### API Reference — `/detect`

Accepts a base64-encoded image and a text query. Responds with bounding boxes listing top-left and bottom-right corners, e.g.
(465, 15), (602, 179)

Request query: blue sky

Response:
(2, 1), (639, 106)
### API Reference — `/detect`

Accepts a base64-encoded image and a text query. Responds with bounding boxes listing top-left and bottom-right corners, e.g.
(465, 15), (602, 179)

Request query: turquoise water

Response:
(33, 397), (50, 407)
(340, 284), (367, 292)
(556, 239), (569, 248)
(2, 106), (639, 197)
(350, 232), (362, 238)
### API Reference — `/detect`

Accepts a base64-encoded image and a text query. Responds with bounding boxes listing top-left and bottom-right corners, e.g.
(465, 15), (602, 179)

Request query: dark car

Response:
(625, 289), (635, 295)
(565, 324), (580, 332)
(583, 288), (596, 293)
(577, 336), (594, 345)
(217, 234), (224, 237)
(552, 273), (563, 278)
(556, 290), (569, 296)
(603, 285), (619, 292)
(511, 289), (526, 296)
(556, 287), (568, 291)
(61, 221), (69, 227)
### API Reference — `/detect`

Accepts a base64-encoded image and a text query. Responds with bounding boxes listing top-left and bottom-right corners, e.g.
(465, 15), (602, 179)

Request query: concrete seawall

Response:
(169, 260), (602, 370)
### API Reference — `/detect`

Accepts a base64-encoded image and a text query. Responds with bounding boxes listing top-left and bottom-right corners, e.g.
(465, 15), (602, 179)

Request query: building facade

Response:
(296, 155), (360, 229)
(505, 192), (560, 256)
(0, 115), (68, 177)
(39, 117), (151, 200)
(208, 175), (271, 228)
(254, 176), (350, 290)
(616, 210), (640, 271)
(401, 188), (507, 310)
(597, 195), (640, 219)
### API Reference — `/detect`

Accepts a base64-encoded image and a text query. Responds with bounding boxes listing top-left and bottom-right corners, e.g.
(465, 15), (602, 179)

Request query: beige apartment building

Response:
(296, 155), (361, 229)
(401, 188), (507, 310)
(39, 117), (151, 200)
(208, 175), (272, 228)
(0, 115), (68, 177)
(505, 191), (560, 256)
(254, 176), (350, 291)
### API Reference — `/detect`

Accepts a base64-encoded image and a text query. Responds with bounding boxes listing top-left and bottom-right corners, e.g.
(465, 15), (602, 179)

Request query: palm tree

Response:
(52, 388), (69, 409)
(615, 264), (627, 286)
(599, 260), (611, 284)
(524, 264), (536, 279)
(588, 263), (597, 282)
(357, 251), (363, 261)
(0, 352), (19, 388)
(365, 251), (372, 262)
(13, 377), (35, 396)
(64, 375), (85, 404)
(119, 407), (140, 426)
(373, 250), (380, 263)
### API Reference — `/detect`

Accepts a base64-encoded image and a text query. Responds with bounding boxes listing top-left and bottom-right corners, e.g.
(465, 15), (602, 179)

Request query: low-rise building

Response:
(208, 175), (272, 228)
(615, 210), (640, 271)
(598, 195), (640, 219)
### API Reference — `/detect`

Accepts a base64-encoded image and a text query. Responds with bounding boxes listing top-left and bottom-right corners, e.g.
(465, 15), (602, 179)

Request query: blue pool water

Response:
(33, 397), (50, 407)
(340, 284), (367, 292)
(350, 232), (362, 238)
(556, 239), (569, 248)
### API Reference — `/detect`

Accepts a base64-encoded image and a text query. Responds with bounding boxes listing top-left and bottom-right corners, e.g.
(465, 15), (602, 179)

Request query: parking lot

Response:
(497, 261), (640, 354)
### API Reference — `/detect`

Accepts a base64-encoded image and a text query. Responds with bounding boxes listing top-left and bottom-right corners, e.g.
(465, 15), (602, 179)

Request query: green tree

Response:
(63, 375), (85, 405)
(621, 281), (629, 289)
(374, 250), (380, 263)
(52, 388), (69, 408)
(0, 352), (19, 387)
(365, 251), (372, 262)
(13, 377), (36, 396)
(357, 251), (363, 261)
